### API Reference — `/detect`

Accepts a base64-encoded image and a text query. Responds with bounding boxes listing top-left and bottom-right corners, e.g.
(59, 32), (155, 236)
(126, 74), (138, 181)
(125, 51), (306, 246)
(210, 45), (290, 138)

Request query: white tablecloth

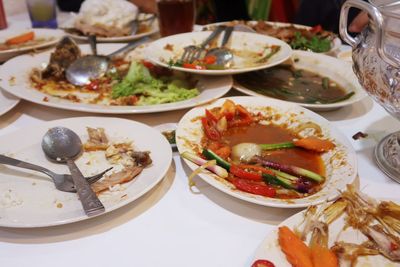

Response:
(1, 7), (400, 267)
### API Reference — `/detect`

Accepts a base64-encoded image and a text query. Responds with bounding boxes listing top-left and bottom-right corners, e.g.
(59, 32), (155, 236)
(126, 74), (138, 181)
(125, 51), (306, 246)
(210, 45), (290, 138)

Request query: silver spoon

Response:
(66, 36), (150, 86)
(42, 127), (105, 217)
(205, 26), (234, 69)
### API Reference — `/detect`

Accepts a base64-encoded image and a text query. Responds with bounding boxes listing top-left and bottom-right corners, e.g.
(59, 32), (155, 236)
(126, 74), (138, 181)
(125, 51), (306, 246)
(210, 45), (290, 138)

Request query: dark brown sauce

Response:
(222, 123), (325, 176)
(235, 65), (352, 104)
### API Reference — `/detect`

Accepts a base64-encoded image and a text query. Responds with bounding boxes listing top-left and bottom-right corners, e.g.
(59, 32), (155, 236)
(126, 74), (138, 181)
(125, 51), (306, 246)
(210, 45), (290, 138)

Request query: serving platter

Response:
(233, 50), (367, 111)
(176, 96), (357, 208)
(146, 31), (292, 75)
(0, 43), (232, 114)
(0, 28), (64, 62)
(0, 117), (172, 228)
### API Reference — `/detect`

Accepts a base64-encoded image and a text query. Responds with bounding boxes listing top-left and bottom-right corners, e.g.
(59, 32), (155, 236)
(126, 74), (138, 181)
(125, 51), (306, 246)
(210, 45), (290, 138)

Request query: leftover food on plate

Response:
(0, 31), (54, 51)
(181, 99), (338, 199)
(30, 38), (199, 106)
(205, 21), (337, 53)
(168, 45), (281, 70)
(253, 184), (400, 266)
(83, 127), (152, 194)
(234, 65), (354, 104)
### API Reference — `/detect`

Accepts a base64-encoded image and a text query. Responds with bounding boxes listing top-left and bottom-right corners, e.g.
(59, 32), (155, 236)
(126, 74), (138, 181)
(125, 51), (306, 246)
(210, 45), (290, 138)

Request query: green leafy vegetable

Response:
(111, 61), (199, 105)
(290, 32), (331, 53)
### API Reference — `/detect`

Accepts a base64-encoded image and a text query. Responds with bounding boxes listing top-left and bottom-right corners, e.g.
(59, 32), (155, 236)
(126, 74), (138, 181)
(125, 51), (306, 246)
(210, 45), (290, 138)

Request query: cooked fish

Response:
(83, 127), (109, 151)
(91, 166), (143, 193)
(42, 36), (81, 80)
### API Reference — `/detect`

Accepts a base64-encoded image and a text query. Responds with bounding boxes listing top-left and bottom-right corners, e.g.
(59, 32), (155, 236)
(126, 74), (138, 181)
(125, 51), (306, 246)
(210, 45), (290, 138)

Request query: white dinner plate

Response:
(66, 20), (158, 43)
(0, 43), (232, 114)
(176, 96), (357, 208)
(202, 21), (342, 56)
(0, 89), (19, 116)
(0, 28), (64, 62)
(233, 50), (367, 111)
(146, 31), (292, 75)
(252, 200), (397, 266)
(0, 117), (172, 228)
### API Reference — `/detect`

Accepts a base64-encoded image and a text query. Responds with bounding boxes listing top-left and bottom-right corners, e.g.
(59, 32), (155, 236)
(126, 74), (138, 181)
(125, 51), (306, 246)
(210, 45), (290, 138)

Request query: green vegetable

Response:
(259, 142), (296, 150)
(290, 32), (331, 53)
(181, 151), (228, 178)
(111, 61), (199, 105)
(202, 148), (231, 170)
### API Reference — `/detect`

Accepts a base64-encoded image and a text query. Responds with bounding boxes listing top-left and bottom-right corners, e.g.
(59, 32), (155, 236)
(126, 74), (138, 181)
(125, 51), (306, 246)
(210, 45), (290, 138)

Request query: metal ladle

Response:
(205, 26), (234, 69)
(42, 126), (105, 217)
(66, 36), (150, 86)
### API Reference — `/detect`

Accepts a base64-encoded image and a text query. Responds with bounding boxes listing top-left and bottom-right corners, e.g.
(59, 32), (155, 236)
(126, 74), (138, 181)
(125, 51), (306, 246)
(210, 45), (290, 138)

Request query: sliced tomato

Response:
(201, 117), (221, 141)
(231, 178), (276, 197)
(183, 63), (205, 70)
(230, 165), (262, 181)
(205, 109), (218, 123)
(310, 24), (323, 33)
(251, 259), (275, 267)
(202, 55), (217, 65)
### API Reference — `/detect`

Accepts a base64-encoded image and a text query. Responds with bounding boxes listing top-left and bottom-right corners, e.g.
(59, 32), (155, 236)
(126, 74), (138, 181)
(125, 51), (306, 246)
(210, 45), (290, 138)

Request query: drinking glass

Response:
(157, 0), (195, 37)
(26, 0), (57, 28)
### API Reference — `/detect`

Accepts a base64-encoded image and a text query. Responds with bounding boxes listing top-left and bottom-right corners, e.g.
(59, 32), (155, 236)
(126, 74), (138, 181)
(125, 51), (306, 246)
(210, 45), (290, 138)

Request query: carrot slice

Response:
(278, 226), (313, 267)
(310, 244), (338, 267)
(5, 31), (35, 45)
(293, 137), (335, 152)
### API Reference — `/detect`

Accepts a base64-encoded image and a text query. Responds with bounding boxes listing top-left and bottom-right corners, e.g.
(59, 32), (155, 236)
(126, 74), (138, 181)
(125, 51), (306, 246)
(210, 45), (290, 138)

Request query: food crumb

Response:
(352, 131), (368, 140)
(32, 182), (36, 186)
(56, 202), (63, 208)
(8, 76), (16, 85)
(43, 96), (49, 102)
(164, 44), (174, 51)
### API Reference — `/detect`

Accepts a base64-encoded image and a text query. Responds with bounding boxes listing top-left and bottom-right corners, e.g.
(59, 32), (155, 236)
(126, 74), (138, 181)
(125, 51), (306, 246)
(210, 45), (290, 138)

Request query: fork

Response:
(0, 154), (112, 193)
(180, 25), (226, 63)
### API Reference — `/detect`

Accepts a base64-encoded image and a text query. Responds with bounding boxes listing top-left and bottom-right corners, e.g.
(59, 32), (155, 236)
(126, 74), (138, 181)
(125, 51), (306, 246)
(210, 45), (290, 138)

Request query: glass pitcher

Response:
(340, 0), (400, 181)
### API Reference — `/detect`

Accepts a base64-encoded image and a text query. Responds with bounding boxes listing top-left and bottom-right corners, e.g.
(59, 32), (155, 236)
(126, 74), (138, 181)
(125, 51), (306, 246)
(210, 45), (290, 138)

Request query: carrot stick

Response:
(293, 137), (335, 152)
(278, 226), (313, 267)
(310, 244), (338, 267)
(5, 31), (35, 45)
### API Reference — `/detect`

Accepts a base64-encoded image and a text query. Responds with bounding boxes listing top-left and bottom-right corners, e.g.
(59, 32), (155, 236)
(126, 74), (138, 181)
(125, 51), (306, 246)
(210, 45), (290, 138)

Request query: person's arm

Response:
(349, 11), (368, 32)
(129, 0), (157, 13)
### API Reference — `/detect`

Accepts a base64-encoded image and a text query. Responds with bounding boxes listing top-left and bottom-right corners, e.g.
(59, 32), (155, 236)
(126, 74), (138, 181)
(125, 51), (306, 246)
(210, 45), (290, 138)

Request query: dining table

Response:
(1, 4), (400, 267)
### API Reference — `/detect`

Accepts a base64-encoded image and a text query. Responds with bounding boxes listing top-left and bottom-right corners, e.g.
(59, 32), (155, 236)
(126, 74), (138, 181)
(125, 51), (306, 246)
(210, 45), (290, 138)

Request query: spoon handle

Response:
(88, 35), (97, 56)
(0, 154), (54, 177)
(221, 26), (234, 47)
(66, 159), (105, 216)
(200, 25), (225, 48)
(107, 36), (150, 59)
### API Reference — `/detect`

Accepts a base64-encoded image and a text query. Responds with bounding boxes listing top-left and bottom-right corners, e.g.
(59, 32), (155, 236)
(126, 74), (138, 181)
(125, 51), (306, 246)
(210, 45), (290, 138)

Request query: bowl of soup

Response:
(233, 50), (367, 111)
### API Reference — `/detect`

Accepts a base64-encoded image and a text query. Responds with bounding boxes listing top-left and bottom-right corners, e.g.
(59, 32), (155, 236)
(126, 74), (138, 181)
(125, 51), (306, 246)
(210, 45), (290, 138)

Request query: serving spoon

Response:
(66, 36), (150, 86)
(205, 26), (234, 69)
(42, 127), (105, 217)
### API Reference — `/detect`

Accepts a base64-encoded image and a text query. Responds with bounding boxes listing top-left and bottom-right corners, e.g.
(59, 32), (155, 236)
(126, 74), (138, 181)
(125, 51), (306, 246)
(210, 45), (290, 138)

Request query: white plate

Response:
(0, 28), (64, 62)
(0, 117), (172, 228)
(0, 43), (232, 114)
(176, 96), (357, 208)
(146, 31), (292, 75)
(233, 50), (367, 111)
(203, 21), (342, 55)
(0, 89), (19, 116)
(252, 202), (397, 266)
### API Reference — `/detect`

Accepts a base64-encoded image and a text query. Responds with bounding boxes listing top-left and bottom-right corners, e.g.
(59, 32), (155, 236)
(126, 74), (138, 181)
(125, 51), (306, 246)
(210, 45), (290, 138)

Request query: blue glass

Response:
(26, 0), (58, 29)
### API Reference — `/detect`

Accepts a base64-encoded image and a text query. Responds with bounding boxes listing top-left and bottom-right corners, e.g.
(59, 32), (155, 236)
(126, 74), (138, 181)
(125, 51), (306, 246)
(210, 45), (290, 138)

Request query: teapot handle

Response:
(340, 0), (400, 68)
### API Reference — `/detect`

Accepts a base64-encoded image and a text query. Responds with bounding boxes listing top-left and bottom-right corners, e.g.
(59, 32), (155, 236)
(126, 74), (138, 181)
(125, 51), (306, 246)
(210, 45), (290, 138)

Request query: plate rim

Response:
(0, 89), (20, 116)
(0, 116), (173, 228)
(0, 43), (233, 114)
(176, 96), (358, 208)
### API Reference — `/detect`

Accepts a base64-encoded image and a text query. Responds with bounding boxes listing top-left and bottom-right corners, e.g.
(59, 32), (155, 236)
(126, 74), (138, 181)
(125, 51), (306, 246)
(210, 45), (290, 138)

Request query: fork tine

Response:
(86, 167), (113, 184)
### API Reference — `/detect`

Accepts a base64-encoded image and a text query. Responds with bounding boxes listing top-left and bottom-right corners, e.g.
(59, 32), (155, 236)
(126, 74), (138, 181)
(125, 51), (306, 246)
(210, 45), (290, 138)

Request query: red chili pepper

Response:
(205, 109), (218, 123)
(230, 165), (262, 181)
(183, 63), (206, 70)
(251, 259), (275, 267)
(236, 164), (275, 176)
(390, 242), (399, 251)
(231, 178), (276, 197)
(310, 24), (323, 33)
(202, 55), (217, 65)
(86, 79), (100, 91)
(142, 60), (155, 69)
(201, 117), (221, 141)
